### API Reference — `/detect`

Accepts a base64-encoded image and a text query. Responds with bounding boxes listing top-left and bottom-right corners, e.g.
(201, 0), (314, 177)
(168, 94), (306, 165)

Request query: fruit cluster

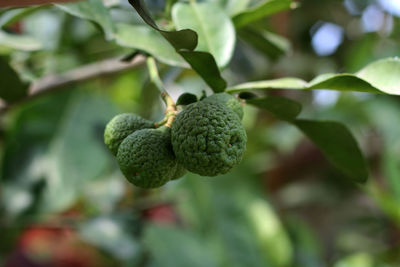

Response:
(104, 93), (247, 188)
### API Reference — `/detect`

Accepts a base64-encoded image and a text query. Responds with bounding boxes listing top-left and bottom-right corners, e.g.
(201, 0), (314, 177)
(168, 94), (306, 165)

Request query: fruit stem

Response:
(147, 57), (177, 128)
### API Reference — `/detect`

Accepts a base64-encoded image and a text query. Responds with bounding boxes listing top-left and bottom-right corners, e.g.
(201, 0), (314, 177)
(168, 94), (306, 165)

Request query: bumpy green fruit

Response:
(117, 126), (177, 188)
(202, 93), (244, 120)
(171, 101), (247, 176)
(104, 113), (154, 155)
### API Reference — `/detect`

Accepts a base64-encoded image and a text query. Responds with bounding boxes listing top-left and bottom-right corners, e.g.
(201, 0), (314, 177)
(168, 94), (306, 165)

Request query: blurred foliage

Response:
(1, 0), (400, 266)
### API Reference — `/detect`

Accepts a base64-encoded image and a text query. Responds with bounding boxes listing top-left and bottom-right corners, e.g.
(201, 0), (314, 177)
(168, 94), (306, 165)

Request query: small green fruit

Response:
(104, 113), (154, 155)
(202, 93), (244, 120)
(116, 126), (177, 188)
(171, 101), (247, 176)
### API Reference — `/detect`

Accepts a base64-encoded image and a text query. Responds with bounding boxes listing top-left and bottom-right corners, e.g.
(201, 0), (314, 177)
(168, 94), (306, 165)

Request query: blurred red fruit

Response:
(5, 225), (102, 267)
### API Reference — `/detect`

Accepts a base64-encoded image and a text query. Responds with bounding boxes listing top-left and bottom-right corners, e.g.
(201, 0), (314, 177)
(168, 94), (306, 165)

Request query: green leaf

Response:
(246, 95), (368, 183)
(228, 77), (307, 93)
(246, 96), (302, 121)
(214, 0), (251, 16)
(114, 23), (186, 67)
(128, 0), (227, 93)
(179, 51), (226, 93)
(333, 252), (374, 267)
(56, 0), (115, 40)
(246, 199), (293, 266)
(128, 0), (197, 51)
(294, 120), (368, 183)
(42, 93), (117, 212)
(238, 27), (291, 60)
(238, 92), (257, 99)
(0, 6), (43, 28)
(364, 99), (400, 200)
(0, 57), (28, 102)
(356, 57), (400, 95)
(176, 92), (198, 106)
(172, 1), (235, 67)
(0, 30), (43, 51)
(227, 57), (400, 95)
(145, 224), (219, 267)
(233, 0), (295, 28)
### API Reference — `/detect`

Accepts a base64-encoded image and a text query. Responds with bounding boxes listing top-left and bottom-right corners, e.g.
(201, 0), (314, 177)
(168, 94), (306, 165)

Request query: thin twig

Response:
(146, 57), (177, 128)
(0, 55), (146, 113)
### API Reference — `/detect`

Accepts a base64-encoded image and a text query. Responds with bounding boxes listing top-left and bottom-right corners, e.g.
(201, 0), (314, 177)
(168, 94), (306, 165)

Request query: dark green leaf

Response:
(176, 92), (198, 105)
(179, 51), (226, 93)
(238, 27), (290, 60)
(227, 57), (400, 95)
(246, 95), (368, 183)
(246, 96), (302, 121)
(308, 74), (381, 93)
(57, 0), (115, 40)
(0, 57), (28, 102)
(172, 1), (235, 67)
(233, 0), (295, 28)
(238, 92), (257, 99)
(294, 120), (368, 183)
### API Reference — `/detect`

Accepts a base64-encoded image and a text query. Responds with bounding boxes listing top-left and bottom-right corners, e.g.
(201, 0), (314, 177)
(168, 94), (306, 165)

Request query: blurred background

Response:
(1, 0), (400, 266)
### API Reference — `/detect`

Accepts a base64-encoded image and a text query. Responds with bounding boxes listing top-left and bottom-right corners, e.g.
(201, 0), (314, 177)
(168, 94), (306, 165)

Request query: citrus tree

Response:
(1, 0), (400, 266)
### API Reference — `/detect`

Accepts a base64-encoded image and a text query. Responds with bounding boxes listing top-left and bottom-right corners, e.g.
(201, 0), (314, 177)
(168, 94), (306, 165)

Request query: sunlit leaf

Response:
(115, 23), (186, 67)
(227, 57), (400, 95)
(0, 6), (43, 28)
(356, 57), (400, 95)
(233, 0), (295, 28)
(0, 30), (43, 51)
(333, 252), (374, 267)
(172, 1), (235, 67)
(227, 77), (307, 93)
(57, 0), (115, 40)
(246, 199), (293, 266)
(214, 0), (251, 16)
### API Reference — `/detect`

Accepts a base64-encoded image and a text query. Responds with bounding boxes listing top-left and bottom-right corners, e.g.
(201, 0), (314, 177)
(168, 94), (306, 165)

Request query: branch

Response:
(0, 0), (80, 8)
(0, 55), (146, 113)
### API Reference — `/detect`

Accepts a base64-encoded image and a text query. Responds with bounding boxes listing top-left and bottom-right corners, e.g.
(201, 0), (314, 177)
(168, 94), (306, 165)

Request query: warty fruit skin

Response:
(104, 113), (154, 155)
(116, 126), (176, 188)
(202, 93), (244, 120)
(171, 101), (247, 176)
